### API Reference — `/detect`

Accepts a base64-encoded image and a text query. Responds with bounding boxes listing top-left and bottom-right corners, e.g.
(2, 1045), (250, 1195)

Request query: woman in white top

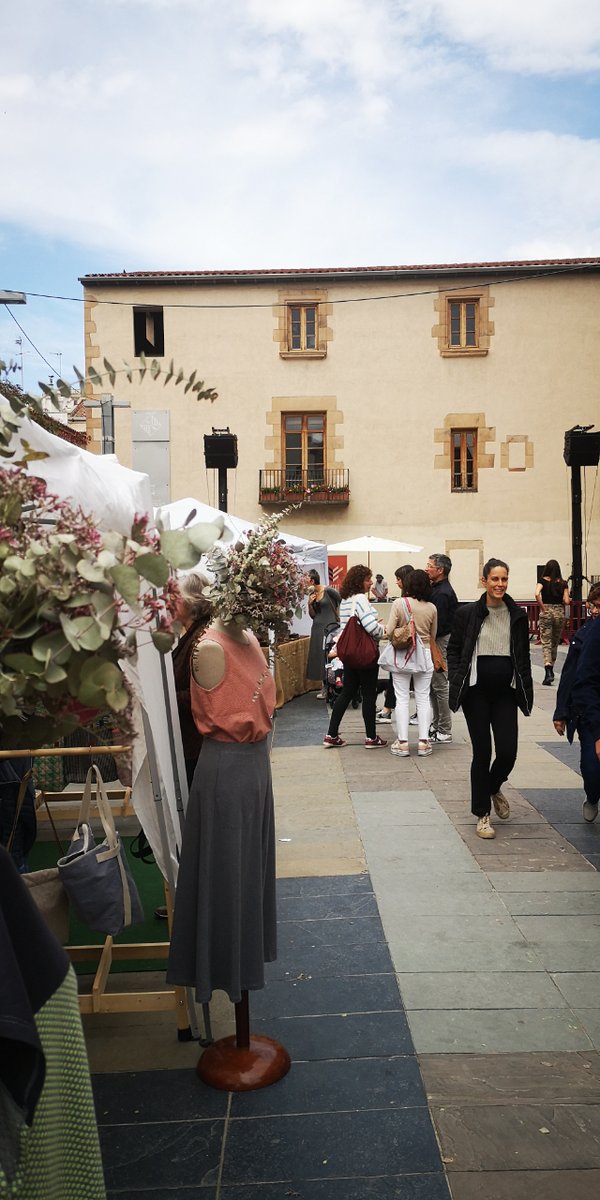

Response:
(323, 565), (387, 749)
(386, 569), (437, 757)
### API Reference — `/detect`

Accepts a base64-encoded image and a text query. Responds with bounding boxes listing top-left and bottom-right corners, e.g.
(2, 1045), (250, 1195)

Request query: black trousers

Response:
(461, 658), (518, 817)
(328, 664), (379, 740)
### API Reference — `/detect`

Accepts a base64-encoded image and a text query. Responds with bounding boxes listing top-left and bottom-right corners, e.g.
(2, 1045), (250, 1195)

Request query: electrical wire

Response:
(4, 307), (60, 376)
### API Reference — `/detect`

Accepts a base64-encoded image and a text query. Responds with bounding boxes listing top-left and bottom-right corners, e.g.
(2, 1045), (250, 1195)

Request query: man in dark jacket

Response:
(425, 553), (458, 742)
(566, 594), (600, 821)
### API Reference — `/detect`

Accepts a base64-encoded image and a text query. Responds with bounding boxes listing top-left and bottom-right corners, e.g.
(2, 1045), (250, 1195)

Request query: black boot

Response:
(549, 664), (555, 681)
(542, 665), (553, 686)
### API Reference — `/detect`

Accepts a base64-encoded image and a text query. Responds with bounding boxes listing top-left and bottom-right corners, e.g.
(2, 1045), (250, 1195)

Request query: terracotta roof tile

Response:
(80, 257), (600, 285)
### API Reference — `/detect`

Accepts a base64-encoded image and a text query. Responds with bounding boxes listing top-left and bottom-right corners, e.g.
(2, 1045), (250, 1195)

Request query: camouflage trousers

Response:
(539, 605), (565, 665)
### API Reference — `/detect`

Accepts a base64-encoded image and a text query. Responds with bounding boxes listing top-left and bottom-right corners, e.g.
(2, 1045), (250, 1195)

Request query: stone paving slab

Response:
(500, 890), (600, 915)
(419, 1050), (600, 1103)
(385, 930), (543, 974)
(447, 1170), (600, 1200)
(550, 973), (600, 1007)
(371, 871), (502, 916)
(407, 1007), (592, 1054)
(489, 870), (600, 891)
(432, 1101), (600, 1171)
(397, 971), (568, 1010)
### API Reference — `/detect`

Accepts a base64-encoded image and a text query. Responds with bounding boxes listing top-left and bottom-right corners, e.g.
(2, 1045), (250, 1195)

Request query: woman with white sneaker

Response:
(386, 569), (437, 758)
(447, 558), (533, 840)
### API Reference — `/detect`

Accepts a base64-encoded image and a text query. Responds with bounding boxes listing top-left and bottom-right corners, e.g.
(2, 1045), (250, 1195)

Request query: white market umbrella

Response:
(327, 535), (423, 569)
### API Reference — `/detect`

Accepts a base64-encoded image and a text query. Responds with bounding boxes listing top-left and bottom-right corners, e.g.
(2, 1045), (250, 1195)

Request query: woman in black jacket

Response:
(447, 558), (533, 840)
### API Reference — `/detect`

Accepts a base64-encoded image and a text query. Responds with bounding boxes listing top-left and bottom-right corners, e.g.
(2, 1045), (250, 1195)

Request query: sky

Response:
(1, 0), (600, 392)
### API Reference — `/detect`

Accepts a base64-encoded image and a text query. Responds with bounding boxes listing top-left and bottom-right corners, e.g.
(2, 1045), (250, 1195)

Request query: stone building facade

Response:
(80, 259), (600, 599)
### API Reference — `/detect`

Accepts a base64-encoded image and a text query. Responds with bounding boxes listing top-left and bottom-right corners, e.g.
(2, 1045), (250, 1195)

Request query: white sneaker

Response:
(391, 740), (410, 757)
(409, 714), (418, 726)
(492, 791), (510, 820)
(432, 731), (452, 743)
(583, 799), (599, 823)
(476, 814), (496, 839)
(377, 711), (393, 723)
(417, 740), (433, 757)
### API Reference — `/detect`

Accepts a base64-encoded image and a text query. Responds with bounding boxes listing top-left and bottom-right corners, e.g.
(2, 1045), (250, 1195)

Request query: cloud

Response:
(416, 0), (600, 74)
(0, 0), (599, 286)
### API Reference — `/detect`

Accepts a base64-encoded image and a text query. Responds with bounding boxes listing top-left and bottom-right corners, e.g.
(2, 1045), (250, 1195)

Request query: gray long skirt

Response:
(167, 736), (277, 1004)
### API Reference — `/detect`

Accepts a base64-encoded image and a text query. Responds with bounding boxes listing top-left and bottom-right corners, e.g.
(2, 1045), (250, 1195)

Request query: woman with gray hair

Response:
(172, 571), (213, 787)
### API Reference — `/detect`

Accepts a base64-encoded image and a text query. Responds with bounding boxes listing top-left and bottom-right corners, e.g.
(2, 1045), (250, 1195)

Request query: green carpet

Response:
(27, 838), (169, 973)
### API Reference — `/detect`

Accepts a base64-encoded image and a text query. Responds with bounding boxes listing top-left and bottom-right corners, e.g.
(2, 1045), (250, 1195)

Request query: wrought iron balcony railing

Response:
(259, 468), (350, 505)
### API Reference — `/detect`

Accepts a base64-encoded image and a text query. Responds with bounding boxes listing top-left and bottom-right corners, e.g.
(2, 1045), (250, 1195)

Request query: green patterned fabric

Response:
(0, 967), (105, 1200)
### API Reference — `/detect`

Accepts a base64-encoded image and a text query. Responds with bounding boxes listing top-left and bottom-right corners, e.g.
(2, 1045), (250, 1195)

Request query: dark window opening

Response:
(133, 307), (165, 357)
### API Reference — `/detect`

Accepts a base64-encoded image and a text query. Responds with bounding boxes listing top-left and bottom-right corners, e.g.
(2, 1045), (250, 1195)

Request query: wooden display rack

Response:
(1, 744), (194, 1039)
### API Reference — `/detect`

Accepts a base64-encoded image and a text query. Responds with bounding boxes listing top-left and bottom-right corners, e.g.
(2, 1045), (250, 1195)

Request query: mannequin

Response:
(167, 614), (290, 1090)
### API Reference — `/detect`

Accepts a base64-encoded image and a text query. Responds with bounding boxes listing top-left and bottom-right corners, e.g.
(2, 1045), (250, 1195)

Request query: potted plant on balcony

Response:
(283, 480), (305, 501)
(328, 483), (350, 501)
(260, 484), (283, 503)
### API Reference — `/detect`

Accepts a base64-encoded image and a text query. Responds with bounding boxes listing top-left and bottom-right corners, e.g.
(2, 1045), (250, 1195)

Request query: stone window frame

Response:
(501, 434), (534, 472)
(273, 289), (332, 359)
(433, 285), (494, 358)
(434, 412), (495, 488)
(265, 395), (342, 475)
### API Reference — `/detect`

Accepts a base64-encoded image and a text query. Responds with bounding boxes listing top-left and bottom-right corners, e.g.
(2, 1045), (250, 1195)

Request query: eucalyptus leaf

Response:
(159, 529), (202, 569)
(3, 653), (45, 675)
(151, 629), (175, 653)
(110, 563), (141, 607)
(59, 613), (106, 652)
(77, 558), (110, 584)
(134, 552), (170, 587)
(31, 630), (72, 664)
(44, 660), (68, 684)
(186, 520), (226, 553)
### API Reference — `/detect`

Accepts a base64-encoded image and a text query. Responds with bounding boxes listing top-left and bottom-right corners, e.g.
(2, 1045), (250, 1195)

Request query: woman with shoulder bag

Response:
(385, 569), (437, 758)
(323, 565), (387, 749)
(447, 558), (533, 840)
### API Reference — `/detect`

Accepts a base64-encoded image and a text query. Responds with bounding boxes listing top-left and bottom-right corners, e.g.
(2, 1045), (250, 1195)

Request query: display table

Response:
(262, 637), (321, 708)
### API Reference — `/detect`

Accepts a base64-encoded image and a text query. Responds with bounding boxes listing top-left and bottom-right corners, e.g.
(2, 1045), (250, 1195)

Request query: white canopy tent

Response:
(2, 404), (192, 878)
(328, 535), (423, 570)
(4, 403), (154, 536)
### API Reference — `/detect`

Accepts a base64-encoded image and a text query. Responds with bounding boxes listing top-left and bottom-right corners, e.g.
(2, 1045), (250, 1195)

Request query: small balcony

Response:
(259, 468), (350, 506)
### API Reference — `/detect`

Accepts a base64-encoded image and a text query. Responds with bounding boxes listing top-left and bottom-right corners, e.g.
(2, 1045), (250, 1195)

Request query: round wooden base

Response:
(197, 1034), (291, 1091)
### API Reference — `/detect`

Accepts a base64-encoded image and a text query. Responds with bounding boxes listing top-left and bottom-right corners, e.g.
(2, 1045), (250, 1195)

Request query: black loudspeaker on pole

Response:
(563, 427), (600, 602)
(204, 429), (238, 515)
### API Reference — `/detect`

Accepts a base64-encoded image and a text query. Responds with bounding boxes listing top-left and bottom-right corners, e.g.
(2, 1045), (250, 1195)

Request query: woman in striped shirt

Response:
(323, 565), (387, 749)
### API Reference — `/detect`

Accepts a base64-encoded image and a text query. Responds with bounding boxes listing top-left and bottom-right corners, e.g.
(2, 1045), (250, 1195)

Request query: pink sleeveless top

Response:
(190, 628), (276, 743)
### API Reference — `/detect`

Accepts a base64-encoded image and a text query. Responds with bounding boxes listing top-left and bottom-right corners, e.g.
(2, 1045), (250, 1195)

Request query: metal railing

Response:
(259, 468), (350, 504)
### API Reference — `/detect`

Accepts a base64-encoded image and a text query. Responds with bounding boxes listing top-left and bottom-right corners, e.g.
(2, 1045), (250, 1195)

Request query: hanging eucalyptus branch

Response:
(0, 469), (225, 748)
(0, 356), (218, 461)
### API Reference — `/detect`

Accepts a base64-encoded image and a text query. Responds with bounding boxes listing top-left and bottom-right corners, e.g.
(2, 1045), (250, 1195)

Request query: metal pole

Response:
(218, 466), (228, 513)
(570, 463), (583, 602)
(100, 393), (114, 454)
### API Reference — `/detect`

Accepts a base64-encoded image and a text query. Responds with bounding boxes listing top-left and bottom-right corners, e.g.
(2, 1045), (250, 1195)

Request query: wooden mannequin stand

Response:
(196, 990), (290, 1091)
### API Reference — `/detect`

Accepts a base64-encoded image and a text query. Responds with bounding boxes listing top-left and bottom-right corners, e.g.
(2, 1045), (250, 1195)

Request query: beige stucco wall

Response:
(82, 272), (599, 601)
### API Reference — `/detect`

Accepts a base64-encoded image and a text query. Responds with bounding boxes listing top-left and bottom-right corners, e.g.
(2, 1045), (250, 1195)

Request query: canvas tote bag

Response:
(58, 764), (144, 937)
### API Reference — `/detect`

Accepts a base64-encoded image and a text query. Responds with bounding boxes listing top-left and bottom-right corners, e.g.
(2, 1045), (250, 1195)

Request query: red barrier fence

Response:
(516, 600), (588, 643)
